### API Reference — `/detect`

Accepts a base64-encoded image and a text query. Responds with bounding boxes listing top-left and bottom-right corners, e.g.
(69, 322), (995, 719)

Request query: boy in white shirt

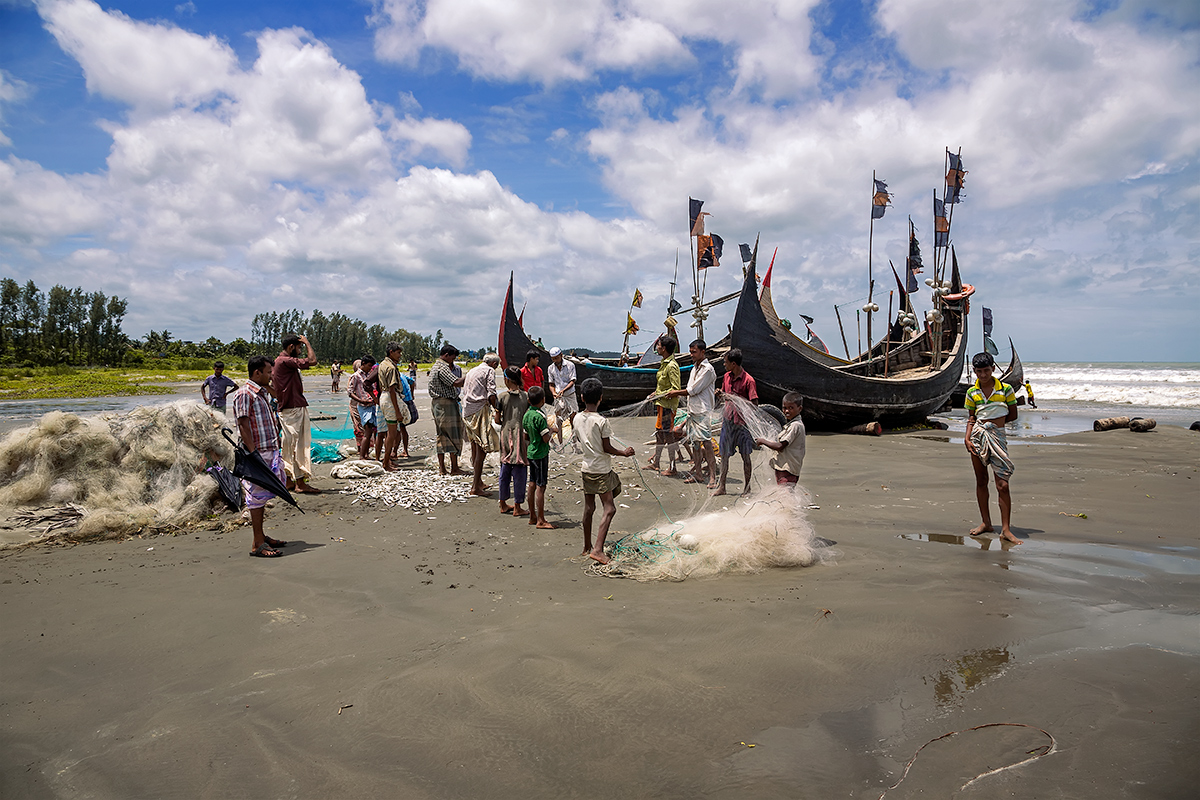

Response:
(574, 377), (635, 564)
(755, 392), (806, 487)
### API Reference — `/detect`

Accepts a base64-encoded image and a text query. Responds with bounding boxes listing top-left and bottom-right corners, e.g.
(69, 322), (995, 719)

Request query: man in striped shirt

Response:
(233, 355), (288, 558)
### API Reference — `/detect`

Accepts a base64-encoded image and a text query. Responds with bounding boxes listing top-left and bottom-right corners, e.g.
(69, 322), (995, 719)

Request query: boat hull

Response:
(729, 253), (968, 430)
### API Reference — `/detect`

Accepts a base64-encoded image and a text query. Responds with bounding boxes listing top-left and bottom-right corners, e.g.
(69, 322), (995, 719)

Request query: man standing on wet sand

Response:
(714, 348), (758, 497)
(965, 352), (1021, 544)
(273, 333), (320, 494)
(377, 342), (405, 472)
(546, 346), (578, 446)
(234, 355), (289, 558)
(462, 353), (501, 496)
(201, 361), (238, 415)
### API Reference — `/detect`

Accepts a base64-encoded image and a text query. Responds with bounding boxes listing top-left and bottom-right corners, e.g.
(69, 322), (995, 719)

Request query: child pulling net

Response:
(591, 393), (834, 580)
(0, 401), (234, 543)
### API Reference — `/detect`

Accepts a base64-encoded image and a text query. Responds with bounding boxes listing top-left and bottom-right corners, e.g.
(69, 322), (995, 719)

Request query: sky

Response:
(0, 0), (1197, 361)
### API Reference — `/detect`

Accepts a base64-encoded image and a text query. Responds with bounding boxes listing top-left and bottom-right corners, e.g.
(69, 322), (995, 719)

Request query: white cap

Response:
(549, 346), (562, 357)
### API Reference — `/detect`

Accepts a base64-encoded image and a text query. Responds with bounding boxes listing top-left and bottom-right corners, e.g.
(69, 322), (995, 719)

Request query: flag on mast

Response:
(697, 233), (723, 269)
(907, 219), (924, 274)
(946, 151), (967, 204)
(934, 196), (949, 247)
(626, 314), (639, 335)
(631, 289), (643, 308)
(689, 198), (708, 236)
(872, 178), (892, 219)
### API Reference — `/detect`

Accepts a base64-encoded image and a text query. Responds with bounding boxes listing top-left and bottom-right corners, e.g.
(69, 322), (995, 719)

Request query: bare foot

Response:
(528, 515), (537, 526)
(644, 460), (659, 471)
(711, 487), (727, 496)
(469, 488), (492, 497)
(706, 482), (718, 490)
(968, 523), (994, 536)
(536, 521), (555, 529)
(581, 547), (592, 556)
(499, 503), (513, 514)
(450, 468), (470, 477)
(588, 551), (610, 565)
(401, 451), (409, 458)
(513, 507), (529, 517)
(660, 469), (678, 477)
(1000, 529), (1022, 544)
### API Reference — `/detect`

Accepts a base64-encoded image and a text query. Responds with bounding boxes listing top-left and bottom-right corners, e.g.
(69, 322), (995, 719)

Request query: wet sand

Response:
(1, 417), (1197, 798)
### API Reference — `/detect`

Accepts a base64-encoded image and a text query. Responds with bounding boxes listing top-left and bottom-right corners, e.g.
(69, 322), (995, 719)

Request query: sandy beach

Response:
(1, 412), (1197, 798)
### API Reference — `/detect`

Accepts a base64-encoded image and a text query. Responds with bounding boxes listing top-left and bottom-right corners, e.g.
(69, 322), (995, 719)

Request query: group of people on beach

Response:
(208, 329), (1021, 559)
(642, 336), (807, 497)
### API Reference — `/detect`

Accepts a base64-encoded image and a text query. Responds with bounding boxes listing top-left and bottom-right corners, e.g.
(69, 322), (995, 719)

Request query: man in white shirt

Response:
(546, 346), (578, 446)
(462, 353), (501, 496)
(666, 338), (718, 488)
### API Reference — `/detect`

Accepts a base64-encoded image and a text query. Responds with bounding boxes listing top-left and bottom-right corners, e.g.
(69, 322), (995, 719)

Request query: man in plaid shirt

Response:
(233, 355), (288, 558)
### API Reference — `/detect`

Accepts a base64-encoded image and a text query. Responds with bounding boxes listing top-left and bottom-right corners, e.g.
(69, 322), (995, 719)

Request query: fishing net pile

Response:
(0, 401), (233, 543)
(591, 394), (833, 581)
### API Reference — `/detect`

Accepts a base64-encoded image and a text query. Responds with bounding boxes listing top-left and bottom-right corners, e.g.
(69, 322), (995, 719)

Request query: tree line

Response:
(250, 309), (452, 364)
(0, 275), (478, 368)
(0, 278), (129, 366)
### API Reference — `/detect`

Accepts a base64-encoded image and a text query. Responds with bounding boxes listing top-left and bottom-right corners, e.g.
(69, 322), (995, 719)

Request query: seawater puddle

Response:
(899, 533), (1200, 578)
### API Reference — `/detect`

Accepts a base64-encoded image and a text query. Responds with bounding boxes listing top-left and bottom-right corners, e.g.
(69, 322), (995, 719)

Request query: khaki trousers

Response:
(278, 406), (313, 482)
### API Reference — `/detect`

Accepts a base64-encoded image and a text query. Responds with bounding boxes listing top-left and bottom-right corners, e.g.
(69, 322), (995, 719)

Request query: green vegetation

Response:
(0, 366), (177, 400)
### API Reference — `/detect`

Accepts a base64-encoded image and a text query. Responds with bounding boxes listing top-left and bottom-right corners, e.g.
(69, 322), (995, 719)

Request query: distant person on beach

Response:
(1024, 380), (1037, 409)
(665, 338), (718, 487)
(524, 385), (558, 529)
(496, 366), (529, 517)
(547, 346), (578, 446)
(576, 377), (635, 564)
(330, 361), (343, 392)
(463, 353), (501, 496)
(377, 343), (409, 472)
(408, 359), (418, 381)
(429, 343), (467, 476)
(397, 364), (417, 458)
(714, 348), (759, 497)
(233, 355), (288, 558)
(965, 352), (1021, 544)
(646, 336), (681, 476)
(201, 361), (238, 414)
(273, 333), (320, 494)
(349, 356), (378, 459)
(755, 392), (806, 487)
(521, 350), (544, 391)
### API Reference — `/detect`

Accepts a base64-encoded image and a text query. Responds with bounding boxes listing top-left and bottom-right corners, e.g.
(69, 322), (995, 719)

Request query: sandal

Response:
(249, 545), (282, 558)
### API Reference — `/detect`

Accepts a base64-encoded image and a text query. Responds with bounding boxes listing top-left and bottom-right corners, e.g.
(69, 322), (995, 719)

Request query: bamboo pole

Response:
(884, 290), (893, 377)
(867, 171), (875, 374)
(835, 304), (851, 360)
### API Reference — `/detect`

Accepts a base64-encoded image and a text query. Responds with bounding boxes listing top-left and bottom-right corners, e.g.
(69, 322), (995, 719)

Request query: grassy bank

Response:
(0, 367), (180, 401)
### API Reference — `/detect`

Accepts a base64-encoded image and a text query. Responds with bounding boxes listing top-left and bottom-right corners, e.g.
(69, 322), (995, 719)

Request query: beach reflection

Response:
(924, 647), (1012, 711)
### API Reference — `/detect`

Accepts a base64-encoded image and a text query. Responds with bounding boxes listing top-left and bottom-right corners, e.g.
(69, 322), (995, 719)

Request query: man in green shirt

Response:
(646, 336), (681, 475)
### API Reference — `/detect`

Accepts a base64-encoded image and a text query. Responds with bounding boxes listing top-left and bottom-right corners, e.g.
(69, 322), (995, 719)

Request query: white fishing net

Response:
(0, 401), (234, 543)
(593, 393), (834, 581)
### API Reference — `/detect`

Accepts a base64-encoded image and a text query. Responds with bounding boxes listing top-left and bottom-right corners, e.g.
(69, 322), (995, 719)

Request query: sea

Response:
(0, 363), (1196, 438)
(933, 362), (1200, 438)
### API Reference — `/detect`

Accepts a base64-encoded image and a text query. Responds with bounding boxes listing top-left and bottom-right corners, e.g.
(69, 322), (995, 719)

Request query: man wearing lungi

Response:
(965, 351), (1021, 544)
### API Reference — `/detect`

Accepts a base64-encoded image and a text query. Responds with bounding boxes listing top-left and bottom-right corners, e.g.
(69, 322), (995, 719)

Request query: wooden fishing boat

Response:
(729, 245), (971, 429)
(948, 340), (1024, 408)
(499, 274), (715, 410)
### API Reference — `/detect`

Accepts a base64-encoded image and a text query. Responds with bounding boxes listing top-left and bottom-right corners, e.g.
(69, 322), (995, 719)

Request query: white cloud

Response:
(0, 70), (31, 147)
(369, 0), (821, 95)
(381, 111), (472, 168)
(39, 0), (237, 115)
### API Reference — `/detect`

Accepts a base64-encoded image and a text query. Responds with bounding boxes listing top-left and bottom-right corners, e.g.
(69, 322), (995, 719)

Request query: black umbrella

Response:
(206, 463), (244, 511)
(221, 429), (304, 513)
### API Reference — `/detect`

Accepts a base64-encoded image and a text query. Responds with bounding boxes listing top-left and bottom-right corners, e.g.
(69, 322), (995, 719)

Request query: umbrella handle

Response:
(221, 427), (242, 451)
